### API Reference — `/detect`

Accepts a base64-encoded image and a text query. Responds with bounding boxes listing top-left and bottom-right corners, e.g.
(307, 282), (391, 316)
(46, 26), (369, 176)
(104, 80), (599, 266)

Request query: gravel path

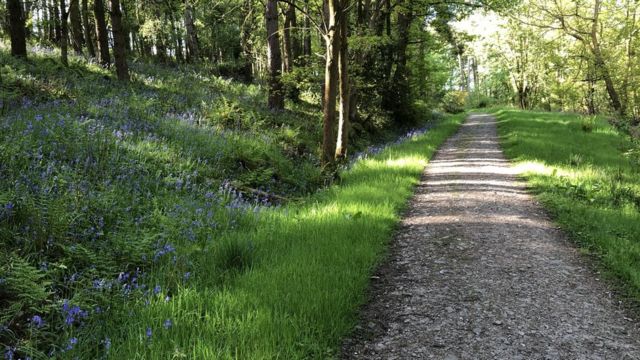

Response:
(342, 114), (640, 359)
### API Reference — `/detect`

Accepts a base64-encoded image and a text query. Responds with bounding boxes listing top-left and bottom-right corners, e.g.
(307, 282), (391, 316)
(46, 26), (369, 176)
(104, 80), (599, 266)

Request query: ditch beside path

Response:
(341, 114), (640, 359)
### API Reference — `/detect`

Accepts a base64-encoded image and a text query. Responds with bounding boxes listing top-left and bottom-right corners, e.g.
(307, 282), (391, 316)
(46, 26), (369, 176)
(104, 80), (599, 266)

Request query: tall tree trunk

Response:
(184, 1), (199, 62)
(239, 0), (255, 81)
(170, 13), (184, 62)
(94, 0), (110, 66)
(81, 0), (95, 57)
(303, 0), (312, 62)
(590, 0), (623, 115)
(60, 0), (69, 65)
(266, 0), (284, 110)
(335, 0), (350, 160)
(7, 0), (28, 57)
(69, 0), (83, 54)
(282, 3), (294, 72)
(47, 0), (55, 43)
(110, 0), (129, 81)
(322, 0), (340, 164)
(53, 0), (62, 42)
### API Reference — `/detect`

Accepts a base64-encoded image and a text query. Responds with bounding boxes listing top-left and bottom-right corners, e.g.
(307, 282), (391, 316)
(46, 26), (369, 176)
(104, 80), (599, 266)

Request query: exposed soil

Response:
(341, 114), (640, 359)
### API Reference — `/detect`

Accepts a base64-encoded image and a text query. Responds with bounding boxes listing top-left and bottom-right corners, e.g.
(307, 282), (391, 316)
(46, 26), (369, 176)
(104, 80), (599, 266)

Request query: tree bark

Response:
(60, 0), (69, 66)
(335, 0), (350, 160)
(69, 0), (83, 54)
(302, 0), (312, 63)
(590, 0), (623, 115)
(184, 1), (199, 62)
(94, 0), (110, 66)
(81, 0), (96, 57)
(53, 0), (62, 42)
(7, 0), (28, 57)
(110, 0), (129, 80)
(266, 0), (285, 110)
(283, 4), (294, 72)
(322, 0), (340, 164)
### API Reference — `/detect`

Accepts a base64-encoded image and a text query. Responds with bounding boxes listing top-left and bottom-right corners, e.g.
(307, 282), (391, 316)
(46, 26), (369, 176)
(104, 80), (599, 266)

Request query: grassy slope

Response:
(0, 46), (464, 359)
(106, 114), (466, 359)
(494, 109), (640, 301)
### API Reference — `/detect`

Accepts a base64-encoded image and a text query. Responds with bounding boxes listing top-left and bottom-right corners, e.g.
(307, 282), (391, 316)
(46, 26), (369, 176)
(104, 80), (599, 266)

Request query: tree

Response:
(60, 0), (69, 66)
(335, 0), (350, 159)
(94, 0), (111, 66)
(82, 0), (96, 57)
(184, 0), (200, 62)
(110, 0), (129, 80)
(7, 0), (27, 57)
(266, 0), (284, 110)
(69, 0), (84, 55)
(321, 0), (341, 164)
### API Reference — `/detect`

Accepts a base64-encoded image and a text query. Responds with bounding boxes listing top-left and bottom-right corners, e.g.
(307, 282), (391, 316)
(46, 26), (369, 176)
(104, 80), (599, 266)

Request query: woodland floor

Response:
(341, 114), (640, 359)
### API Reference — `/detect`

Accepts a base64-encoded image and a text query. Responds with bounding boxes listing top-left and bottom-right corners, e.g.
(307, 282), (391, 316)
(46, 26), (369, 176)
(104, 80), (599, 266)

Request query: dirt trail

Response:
(342, 114), (640, 359)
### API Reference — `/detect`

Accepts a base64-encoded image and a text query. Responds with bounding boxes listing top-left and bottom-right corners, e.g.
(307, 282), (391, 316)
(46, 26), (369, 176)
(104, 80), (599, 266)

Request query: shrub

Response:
(441, 91), (467, 114)
(580, 115), (596, 133)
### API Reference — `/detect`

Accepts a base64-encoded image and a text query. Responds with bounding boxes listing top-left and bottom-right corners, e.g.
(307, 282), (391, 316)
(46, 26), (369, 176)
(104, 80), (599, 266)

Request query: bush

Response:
(466, 92), (494, 109)
(441, 91), (467, 114)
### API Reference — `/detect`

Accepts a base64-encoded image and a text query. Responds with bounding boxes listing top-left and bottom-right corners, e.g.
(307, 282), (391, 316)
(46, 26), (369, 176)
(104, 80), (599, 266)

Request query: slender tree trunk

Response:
(184, 1), (199, 62)
(266, 0), (284, 110)
(60, 0), (69, 65)
(110, 0), (129, 80)
(590, 0), (623, 115)
(94, 0), (110, 66)
(322, 0), (340, 164)
(81, 0), (95, 57)
(48, 0), (56, 43)
(8, 0), (28, 57)
(53, 0), (62, 42)
(170, 14), (184, 62)
(69, 0), (83, 54)
(335, 0), (350, 160)
(282, 6), (294, 72)
(303, 0), (312, 62)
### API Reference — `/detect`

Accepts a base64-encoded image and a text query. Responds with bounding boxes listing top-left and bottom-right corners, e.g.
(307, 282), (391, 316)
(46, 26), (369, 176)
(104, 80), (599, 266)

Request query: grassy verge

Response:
(100, 113), (465, 359)
(1, 46), (450, 359)
(494, 109), (640, 301)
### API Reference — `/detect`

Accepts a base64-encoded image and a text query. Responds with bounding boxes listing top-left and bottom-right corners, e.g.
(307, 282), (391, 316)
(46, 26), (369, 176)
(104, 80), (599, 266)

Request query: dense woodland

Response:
(1, 0), (511, 163)
(2, 0), (640, 358)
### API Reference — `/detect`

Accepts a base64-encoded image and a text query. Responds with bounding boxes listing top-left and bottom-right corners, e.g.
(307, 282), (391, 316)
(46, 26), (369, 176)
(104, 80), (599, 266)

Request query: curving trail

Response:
(342, 114), (640, 359)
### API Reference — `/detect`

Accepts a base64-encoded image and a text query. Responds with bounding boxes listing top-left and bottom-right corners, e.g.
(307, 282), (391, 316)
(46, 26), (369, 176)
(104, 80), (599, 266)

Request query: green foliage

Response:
(104, 113), (466, 359)
(441, 90), (468, 113)
(581, 115), (596, 133)
(466, 91), (495, 108)
(495, 109), (640, 300)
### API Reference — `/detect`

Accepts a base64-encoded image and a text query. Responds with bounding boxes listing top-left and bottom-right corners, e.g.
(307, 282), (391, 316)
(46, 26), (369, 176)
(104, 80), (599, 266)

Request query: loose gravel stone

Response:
(341, 114), (640, 359)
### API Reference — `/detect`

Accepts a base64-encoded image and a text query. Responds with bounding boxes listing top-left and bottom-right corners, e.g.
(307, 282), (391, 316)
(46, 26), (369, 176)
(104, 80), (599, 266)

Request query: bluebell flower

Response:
(146, 327), (152, 338)
(163, 319), (172, 329)
(153, 285), (161, 295)
(103, 337), (111, 351)
(30, 315), (45, 328)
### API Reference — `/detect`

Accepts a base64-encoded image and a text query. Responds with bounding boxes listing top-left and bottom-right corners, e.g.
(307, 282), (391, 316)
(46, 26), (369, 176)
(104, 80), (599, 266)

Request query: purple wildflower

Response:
(146, 327), (152, 338)
(30, 315), (45, 328)
(163, 319), (172, 329)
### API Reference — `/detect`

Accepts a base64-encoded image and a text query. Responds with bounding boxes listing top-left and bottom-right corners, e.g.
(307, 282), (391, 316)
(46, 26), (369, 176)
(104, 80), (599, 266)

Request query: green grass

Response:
(101, 113), (465, 359)
(494, 108), (640, 300)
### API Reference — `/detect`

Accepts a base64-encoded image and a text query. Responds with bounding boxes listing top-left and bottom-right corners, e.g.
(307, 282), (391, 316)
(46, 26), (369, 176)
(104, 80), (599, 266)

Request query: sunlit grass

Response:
(103, 114), (466, 359)
(495, 109), (640, 300)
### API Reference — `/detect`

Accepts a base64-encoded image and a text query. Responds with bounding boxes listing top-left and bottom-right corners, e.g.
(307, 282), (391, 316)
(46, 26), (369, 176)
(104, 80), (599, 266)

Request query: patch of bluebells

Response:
(346, 124), (437, 169)
(62, 300), (89, 326)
